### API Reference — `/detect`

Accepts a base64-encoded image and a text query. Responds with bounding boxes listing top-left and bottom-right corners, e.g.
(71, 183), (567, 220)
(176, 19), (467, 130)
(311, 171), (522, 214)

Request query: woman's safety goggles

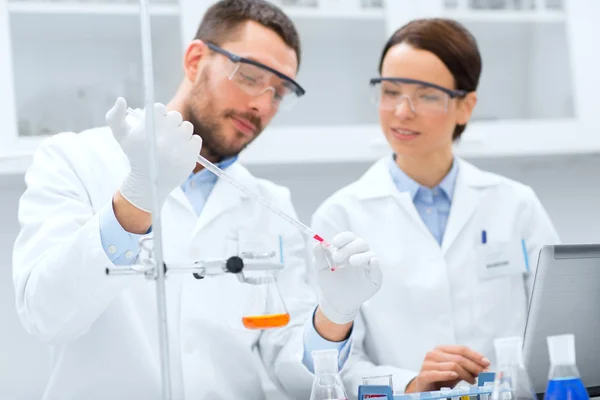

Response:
(370, 77), (467, 116)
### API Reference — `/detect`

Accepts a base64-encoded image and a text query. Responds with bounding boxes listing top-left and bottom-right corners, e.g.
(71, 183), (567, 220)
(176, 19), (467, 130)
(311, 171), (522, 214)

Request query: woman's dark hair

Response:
(378, 18), (482, 141)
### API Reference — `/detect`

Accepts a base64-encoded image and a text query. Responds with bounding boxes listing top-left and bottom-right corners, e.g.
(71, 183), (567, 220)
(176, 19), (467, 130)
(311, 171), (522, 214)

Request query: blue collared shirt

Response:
(302, 307), (352, 373)
(98, 156), (349, 374)
(388, 156), (459, 245)
(98, 156), (238, 264)
(180, 156), (238, 216)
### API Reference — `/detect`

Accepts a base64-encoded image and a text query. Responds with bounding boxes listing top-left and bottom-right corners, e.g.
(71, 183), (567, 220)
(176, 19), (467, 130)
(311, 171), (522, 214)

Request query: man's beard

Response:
(187, 110), (235, 161)
(185, 73), (263, 161)
(186, 109), (263, 161)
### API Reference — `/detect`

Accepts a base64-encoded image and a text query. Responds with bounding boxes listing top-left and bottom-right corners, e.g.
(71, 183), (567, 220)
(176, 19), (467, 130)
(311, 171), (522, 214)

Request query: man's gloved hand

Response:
(106, 97), (202, 213)
(313, 232), (383, 324)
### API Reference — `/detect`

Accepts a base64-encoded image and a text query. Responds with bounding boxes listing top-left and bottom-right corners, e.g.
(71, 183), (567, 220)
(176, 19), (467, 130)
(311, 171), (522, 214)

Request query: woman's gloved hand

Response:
(313, 232), (383, 324)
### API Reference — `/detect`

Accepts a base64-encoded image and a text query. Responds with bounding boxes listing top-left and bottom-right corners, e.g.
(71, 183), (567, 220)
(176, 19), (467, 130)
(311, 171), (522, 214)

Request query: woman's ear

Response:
(456, 92), (477, 125)
(183, 39), (208, 83)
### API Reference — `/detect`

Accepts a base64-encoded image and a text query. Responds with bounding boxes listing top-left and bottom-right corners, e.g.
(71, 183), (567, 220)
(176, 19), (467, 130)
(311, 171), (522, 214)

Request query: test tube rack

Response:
(358, 385), (494, 400)
(358, 373), (497, 400)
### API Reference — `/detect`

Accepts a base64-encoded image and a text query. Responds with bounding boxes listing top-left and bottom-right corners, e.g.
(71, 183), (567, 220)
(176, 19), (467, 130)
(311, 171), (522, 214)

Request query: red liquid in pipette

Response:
(313, 234), (329, 246)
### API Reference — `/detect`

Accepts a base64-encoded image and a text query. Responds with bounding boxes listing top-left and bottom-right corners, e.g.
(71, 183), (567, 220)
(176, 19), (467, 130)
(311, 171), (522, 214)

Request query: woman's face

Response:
(378, 42), (476, 159)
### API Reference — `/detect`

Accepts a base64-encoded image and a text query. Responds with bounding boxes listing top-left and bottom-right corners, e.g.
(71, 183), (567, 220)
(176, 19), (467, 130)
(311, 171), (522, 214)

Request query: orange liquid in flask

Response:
(242, 313), (290, 329)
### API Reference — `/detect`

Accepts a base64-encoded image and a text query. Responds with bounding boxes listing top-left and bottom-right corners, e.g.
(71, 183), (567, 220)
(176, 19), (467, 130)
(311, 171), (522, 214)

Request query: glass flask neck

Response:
(310, 349), (348, 400)
(492, 366), (537, 400)
(309, 373), (348, 400)
(549, 364), (582, 380)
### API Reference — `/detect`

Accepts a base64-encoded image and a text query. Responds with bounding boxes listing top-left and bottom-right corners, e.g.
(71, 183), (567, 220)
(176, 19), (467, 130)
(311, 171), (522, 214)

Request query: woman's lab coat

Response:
(13, 128), (318, 400)
(311, 157), (560, 397)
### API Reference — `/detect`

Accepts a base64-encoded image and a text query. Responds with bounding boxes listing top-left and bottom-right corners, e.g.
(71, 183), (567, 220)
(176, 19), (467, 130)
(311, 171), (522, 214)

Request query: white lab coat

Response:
(311, 157), (560, 398)
(13, 127), (319, 400)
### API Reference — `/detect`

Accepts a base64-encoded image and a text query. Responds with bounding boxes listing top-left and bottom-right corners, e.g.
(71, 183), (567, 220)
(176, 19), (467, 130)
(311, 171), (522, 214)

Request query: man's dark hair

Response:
(194, 0), (302, 67)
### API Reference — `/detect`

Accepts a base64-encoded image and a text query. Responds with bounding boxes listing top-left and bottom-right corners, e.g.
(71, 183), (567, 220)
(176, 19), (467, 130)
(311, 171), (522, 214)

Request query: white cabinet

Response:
(181, 0), (600, 165)
(0, 0), (183, 173)
(383, 0), (600, 160)
(0, 0), (599, 173)
(0, 0), (388, 171)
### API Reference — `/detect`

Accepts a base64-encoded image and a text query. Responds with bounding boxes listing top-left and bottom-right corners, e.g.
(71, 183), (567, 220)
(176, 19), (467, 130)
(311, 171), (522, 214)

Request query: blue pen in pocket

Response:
(521, 239), (529, 272)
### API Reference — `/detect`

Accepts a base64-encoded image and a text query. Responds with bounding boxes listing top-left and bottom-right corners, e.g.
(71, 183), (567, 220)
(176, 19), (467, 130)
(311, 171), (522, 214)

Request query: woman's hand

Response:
(405, 345), (490, 393)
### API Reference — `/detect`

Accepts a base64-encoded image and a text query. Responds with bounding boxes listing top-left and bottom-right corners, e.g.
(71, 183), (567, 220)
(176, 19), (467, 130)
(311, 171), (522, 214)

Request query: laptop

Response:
(523, 244), (600, 398)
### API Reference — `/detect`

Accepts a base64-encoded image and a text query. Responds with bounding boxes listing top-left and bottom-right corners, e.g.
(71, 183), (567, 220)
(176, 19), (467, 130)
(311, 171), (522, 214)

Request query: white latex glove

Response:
(313, 232), (383, 324)
(106, 97), (202, 213)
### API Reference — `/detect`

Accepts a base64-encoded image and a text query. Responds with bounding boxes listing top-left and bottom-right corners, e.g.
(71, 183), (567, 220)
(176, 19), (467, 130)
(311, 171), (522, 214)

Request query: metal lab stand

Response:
(106, 237), (285, 400)
(105, 1), (284, 398)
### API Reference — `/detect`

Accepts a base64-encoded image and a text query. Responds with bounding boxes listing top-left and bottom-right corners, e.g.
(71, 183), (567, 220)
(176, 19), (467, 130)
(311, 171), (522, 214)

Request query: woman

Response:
(311, 18), (560, 396)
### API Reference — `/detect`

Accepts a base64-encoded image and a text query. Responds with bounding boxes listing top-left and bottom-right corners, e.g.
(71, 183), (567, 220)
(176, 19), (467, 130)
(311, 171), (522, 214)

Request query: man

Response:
(12, 1), (381, 399)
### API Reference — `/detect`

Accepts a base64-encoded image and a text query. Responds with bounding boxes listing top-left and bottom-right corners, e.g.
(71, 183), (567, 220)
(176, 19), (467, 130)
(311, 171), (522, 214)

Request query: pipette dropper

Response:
(125, 107), (329, 246)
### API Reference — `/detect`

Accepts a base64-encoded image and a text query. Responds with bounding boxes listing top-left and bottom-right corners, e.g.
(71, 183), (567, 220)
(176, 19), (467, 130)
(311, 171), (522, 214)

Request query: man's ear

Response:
(183, 39), (208, 83)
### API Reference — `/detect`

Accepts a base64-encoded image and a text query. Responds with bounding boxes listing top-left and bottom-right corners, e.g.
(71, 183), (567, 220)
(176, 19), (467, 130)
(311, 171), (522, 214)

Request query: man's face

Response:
(183, 21), (299, 161)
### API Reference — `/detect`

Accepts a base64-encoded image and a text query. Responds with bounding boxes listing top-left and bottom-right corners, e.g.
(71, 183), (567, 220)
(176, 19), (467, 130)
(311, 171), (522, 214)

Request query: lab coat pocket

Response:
(472, 240), (530, 339)
(476, 239), (529, 282)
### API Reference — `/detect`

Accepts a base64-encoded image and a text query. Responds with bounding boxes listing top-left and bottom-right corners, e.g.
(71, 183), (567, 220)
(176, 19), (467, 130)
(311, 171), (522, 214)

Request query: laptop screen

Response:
(523, 244), (600, 397)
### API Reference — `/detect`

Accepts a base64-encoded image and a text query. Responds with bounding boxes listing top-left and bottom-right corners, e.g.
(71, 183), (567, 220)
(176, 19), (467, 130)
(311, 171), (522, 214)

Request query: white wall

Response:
(1, 153), (599, 398)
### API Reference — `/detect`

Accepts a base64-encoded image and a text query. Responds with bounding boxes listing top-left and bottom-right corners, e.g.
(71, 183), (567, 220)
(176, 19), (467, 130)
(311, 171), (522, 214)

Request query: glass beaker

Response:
(241, 271), (290, 330)
(543, 334), (589, 400)
(310, 349), (348, 400)
(362, 375), (393, 398)
(490, 336), (537, 400)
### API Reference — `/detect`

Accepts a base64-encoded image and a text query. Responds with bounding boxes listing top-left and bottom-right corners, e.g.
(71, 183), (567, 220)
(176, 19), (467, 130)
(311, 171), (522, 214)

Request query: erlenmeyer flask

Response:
(543, 334), (589, 400)
(310, 349), (348, 400)
(490, 336), (537, 400)
(235, 229), (289, 330)
(241, 272), (290, 330)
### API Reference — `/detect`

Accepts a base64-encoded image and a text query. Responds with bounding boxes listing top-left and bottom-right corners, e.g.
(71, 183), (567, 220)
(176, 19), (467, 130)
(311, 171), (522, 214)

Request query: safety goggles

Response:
(370, 77), (467, 116)
(206, 42), (305, 111)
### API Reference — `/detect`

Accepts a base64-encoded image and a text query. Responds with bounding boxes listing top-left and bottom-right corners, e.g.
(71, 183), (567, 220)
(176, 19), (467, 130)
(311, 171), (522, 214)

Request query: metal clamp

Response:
(105, 237), (284, 285)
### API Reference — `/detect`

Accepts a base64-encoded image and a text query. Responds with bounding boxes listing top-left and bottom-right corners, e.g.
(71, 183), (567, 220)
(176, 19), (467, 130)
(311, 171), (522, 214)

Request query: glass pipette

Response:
(125, 107), (330, 247)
